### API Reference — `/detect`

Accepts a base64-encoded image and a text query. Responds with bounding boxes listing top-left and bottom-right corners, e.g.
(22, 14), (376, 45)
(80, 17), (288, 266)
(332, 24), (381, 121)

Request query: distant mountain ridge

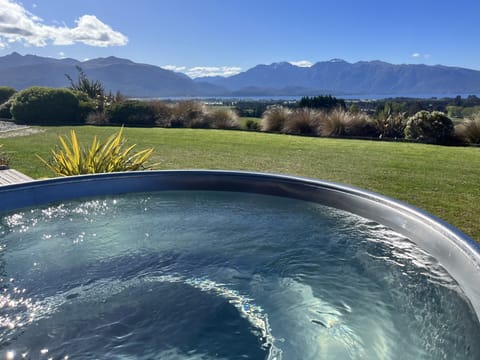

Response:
(1, 52), (479, 97)
(196, 59), (480, 95)
(0, 52), (224, 97)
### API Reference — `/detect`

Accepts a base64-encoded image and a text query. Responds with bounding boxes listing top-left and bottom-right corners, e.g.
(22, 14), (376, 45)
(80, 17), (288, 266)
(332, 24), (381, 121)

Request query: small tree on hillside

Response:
(66, 66), (105, 99)
(66, 66), (124, 114)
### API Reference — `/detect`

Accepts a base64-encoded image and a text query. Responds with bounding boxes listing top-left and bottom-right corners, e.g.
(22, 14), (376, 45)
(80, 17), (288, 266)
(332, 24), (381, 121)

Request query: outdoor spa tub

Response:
(0, 170), (479, 359)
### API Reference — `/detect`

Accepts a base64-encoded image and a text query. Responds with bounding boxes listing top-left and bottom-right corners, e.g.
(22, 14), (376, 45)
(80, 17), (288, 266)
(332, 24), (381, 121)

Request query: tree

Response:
(66, 66), (105, 99)
(298, 95), (345, 110)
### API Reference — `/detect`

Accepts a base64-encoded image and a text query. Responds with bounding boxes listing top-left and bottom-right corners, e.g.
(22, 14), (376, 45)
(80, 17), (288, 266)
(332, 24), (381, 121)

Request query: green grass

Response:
(238, 116), (261, 129)
(2, 125), (480, 241)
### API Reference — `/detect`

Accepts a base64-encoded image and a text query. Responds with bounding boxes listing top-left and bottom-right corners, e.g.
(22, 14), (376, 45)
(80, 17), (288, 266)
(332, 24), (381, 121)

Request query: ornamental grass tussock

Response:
(455, 114), (480, 145)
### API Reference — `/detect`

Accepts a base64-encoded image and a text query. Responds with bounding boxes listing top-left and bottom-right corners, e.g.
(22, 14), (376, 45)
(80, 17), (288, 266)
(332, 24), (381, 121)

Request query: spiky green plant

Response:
(37, 127), (159, 176)
(66, 66), (105, 100)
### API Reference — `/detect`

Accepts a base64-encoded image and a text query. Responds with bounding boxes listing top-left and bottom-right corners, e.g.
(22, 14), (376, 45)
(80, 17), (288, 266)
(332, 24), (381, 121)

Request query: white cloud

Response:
(289, 60), (313, 67)
(0, 0), (128, 47)
(58, 51), (65, 58)
(186, 66), (242, 78)
(163, 65), (186, 72)
(412, 53), (432, 60)
(162, 65), (242, 78)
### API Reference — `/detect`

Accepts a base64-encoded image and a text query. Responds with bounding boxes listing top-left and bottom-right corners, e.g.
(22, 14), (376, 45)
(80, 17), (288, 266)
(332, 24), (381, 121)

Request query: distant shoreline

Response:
(148, 93), (480, 102)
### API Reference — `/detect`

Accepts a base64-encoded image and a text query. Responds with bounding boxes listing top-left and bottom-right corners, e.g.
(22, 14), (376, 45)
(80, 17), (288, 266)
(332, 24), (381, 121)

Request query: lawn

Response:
(1, 125), (480, 241)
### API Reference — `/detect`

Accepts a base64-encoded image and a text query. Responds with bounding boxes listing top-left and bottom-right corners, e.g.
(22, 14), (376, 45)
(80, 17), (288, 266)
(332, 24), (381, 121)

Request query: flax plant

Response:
(37, 127), (158, 176)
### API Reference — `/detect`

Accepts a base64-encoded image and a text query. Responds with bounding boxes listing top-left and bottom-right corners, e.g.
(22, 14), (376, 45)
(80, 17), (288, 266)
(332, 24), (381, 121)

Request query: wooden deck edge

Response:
(0, 169), (34, 186)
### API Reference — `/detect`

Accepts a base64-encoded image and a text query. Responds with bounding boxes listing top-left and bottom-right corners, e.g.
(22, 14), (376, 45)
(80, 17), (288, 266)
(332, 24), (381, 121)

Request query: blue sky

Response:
(0, 0), (479, 78)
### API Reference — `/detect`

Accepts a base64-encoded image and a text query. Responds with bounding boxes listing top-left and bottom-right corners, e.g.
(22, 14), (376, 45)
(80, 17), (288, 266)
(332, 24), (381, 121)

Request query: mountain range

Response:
(1, 52), (479, 97)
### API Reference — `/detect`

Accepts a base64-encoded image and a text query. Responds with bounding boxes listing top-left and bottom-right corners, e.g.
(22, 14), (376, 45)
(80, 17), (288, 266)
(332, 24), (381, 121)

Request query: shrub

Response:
(375, 112), (407, 139)
(318, 109), (349, 137)
(106, 100), (156, 126)
(245, 118), (260, 131)
(85, 111), (110, 125)
(404, 111), (454, 144)
(455, 114), (480, 144)
(77, 100), (97, 122)
(10, 87), (80, 125)
(261, 106), (291, 132)
(0, 98), (14, 119)
(345, 112), (378, 137)
(0, 86), (16, 105)
(37, 127), (159, 176)
(283, 108), (321, 135)
(149, 100), (173, 127)
(170, 101), (205, 128)
(204, 108), (239, 129)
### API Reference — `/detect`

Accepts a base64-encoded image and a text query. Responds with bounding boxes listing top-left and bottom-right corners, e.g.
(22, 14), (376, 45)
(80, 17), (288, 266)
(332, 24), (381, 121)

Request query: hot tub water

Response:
(1, 191), (479, 359)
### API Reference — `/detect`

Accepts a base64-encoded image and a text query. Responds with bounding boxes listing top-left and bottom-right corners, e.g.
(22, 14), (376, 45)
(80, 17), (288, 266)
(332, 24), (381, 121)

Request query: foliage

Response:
(106, 100), (156, 126)
(0, 98), (14, 119)
(169, 101), (206, 128)
(0, 86), (16, 105)
(77, 100), (97, 122)
(262, 107), (377, 138)
(85, 111), (110, 125)
(66, 66), (105, 100)
(344, 112), (378, 137)
(448, 95), (480, 107)
(298, 95), (345, 110)
(10, 87), (80, 125)
(318, 109), (349, 137)
(0, 144), (9, 167)
(404, 110), (454, 144)
(283, 108), (320, 135)
(447, 105), (480, 119)
(375, 105), (407, 138)
(149, 100), (174, 127)
(204, 108), (239, 129)
(37, 127), (158, 176)
(261, 106), (291, 132)
(316, 109), (377, 137)
(66, 67), (125, 113)
(455, 114), (480, 144)
(234, 101), (271, 117)
(244, 118), (260, 131)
